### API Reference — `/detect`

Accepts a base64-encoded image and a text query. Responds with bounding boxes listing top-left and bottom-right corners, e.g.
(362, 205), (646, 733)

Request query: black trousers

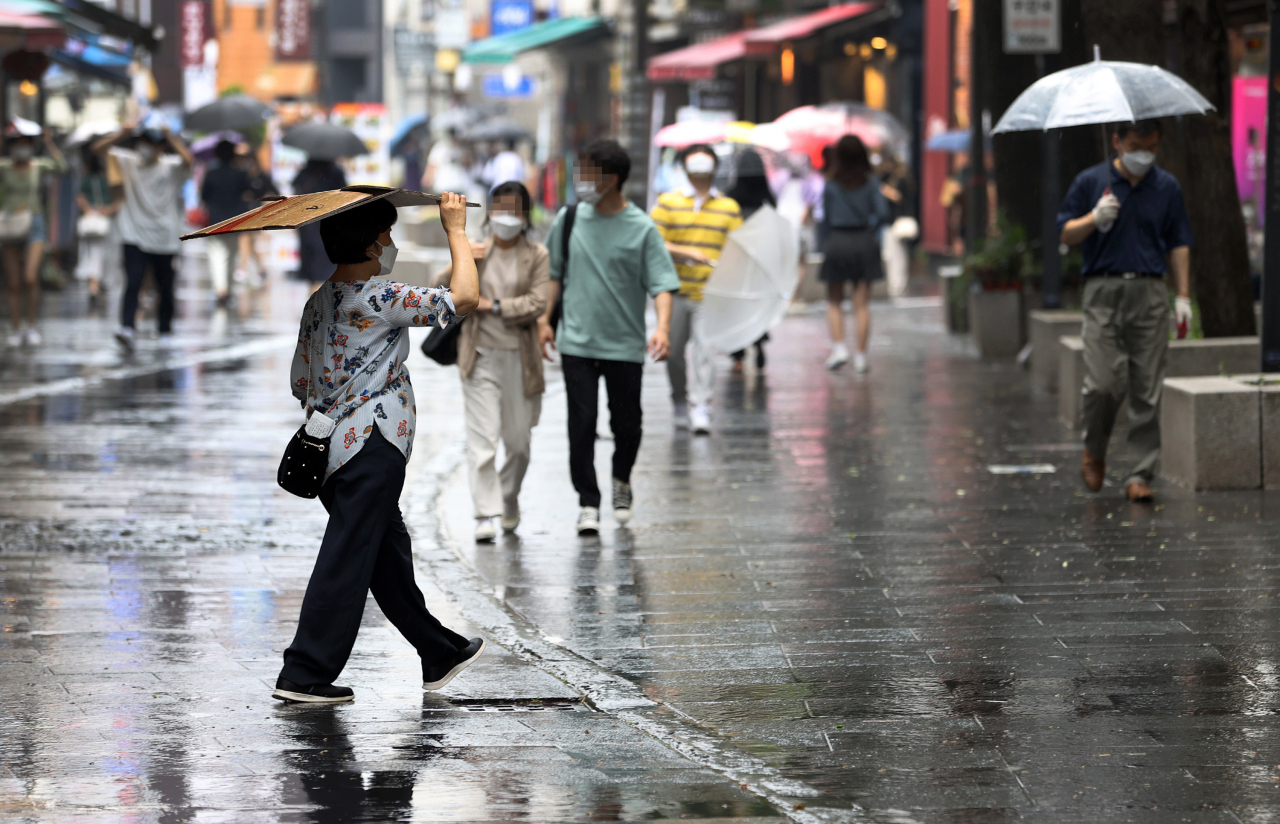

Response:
(121, 244), (177, 334)
(561, 353), (643, 508)
(280, 427), (469, 686)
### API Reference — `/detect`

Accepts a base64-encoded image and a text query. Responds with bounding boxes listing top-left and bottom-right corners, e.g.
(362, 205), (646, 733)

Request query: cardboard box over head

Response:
(180, 185), (479, 240)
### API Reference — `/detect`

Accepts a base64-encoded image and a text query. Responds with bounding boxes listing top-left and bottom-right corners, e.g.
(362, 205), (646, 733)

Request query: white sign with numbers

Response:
(1003, 0), (1060, 54)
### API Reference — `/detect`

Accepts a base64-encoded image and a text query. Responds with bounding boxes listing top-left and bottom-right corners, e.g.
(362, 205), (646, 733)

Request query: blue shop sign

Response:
(490, 0), (534, 35)
(482, 73), (534, 98)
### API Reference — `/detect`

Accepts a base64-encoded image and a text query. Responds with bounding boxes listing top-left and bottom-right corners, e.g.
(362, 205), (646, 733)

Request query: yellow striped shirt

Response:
(649, 188), (743, 301)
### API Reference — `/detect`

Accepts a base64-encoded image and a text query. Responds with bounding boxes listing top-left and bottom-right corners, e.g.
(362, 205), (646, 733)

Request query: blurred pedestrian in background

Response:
(1, 123), (66, 347)
(481, 139), (525, 190)
(649, 144), (741, 434)
(74, 144), (121, 310)
(821, 134), (888, 373)
(94, 124), (194, 351)
(539, 140), (679, 535)
(200, 139), (255, 307)
(726, 148), (776, 372)
(878, 156), (915, 298)
(238, 147), (277, 288)
(292, 158), (346, 287)
(433, 181), (548, 543)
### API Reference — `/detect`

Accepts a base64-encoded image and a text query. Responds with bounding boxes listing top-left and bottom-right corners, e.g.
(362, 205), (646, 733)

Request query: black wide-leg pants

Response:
(280, 427), (468, 686)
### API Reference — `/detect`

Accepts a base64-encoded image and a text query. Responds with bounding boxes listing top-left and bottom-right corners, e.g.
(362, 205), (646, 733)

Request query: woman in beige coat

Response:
(434, 181), (549, 541)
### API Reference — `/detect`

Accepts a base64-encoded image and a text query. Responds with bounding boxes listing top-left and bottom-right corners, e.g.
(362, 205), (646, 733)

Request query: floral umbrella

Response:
(772, 102), (910, 167)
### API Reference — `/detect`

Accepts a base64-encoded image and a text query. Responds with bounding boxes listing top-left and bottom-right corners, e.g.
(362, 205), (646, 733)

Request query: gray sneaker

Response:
(612, 479), (633, 525)
(576, 506), (600, 535)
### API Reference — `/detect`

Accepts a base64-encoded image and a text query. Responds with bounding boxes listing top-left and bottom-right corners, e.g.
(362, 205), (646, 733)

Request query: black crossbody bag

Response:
(548, 204), (577, 331)
(278, 409), (338, 498)
(420, 316), (464, 365)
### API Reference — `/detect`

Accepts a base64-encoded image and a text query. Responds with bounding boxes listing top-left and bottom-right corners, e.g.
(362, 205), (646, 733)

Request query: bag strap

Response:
(560, 203), (577, 287)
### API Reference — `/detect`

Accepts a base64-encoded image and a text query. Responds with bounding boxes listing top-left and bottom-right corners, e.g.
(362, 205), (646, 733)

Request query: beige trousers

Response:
(462, 348), (541, 518)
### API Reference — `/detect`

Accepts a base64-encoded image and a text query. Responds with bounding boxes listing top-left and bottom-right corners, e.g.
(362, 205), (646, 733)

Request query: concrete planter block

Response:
(1160, 377), (1260, 490)
(1220, 375), (1280, 487)
(1058, 335), (1085, 427)
(1030, 310), (1083, 393)
(968, 290), (1024, 358)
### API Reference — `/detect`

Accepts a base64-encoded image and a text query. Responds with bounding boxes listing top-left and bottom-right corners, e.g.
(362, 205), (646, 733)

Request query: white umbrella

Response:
(67, 120), (120, 146)
(993, 54), (1214, 135)
(700, 205), (799, 354)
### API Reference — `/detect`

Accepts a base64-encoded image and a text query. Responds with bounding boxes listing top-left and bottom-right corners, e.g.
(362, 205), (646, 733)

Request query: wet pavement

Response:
(3, 273), (1280, 822)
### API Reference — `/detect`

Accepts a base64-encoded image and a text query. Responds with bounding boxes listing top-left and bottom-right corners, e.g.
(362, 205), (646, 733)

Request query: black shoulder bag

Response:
(278, 410), (338, 499)
(548, 204), (577, 331)
(420, 316), (464, 365)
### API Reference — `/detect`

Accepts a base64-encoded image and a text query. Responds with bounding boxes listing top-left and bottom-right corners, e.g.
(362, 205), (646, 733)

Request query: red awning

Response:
(647, 32), (747, 82)
(743, 3), (879, 54)
(0, 9), (65, 51)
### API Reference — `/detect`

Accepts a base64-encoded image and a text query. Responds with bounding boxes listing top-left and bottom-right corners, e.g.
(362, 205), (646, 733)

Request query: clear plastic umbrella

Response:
(700, 205), (799, 354)
(992, 57), (1214, 135)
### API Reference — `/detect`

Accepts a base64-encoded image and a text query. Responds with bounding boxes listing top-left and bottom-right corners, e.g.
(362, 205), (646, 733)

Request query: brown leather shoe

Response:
(1080, 448), (1105, 492)
(1126, 481), (1154, 503)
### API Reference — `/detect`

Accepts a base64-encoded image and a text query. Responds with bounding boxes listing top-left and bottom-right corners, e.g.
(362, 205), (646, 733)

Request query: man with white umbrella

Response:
(1057, 119), (1194, 503)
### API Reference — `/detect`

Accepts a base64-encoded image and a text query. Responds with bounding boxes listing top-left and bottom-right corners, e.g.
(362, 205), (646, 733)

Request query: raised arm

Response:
(42, 130), (66, 172)
(440, 192), (479, 314)
(91, 128), (131, 156)
(164, 127), (195, 168)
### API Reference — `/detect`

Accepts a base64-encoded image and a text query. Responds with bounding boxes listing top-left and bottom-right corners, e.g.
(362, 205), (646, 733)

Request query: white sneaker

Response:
(826, 343), (849, 370)
(157, 333), (175, 349)
(673, 403), (690, 430)
(474, 516), (498, 542)
(114, 327), (136, 351)
(501, 506), (520, 532)
(612, 479), (633, 525)
(22, 326), (40, 346)
(853, 352), (868, 373)
(576, 506), (600, 535)
(690, 404), (711, 435)
(6, 327), (23, 347)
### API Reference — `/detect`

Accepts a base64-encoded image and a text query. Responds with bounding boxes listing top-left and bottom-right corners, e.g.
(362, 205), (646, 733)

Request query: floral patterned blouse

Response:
(291, 278), (456, 480)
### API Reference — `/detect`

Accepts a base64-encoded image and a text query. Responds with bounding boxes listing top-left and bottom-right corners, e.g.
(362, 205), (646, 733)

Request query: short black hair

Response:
(1114, 119), (1162, 139)
(214, 140), (236, 163)
(320, 198), (398, 265)
(680, 143), (718, 170)
(579, 139), (631, 188)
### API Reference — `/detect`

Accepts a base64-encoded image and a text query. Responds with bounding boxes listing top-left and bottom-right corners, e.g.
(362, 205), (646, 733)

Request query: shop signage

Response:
(394, 26), (435, 72)
(275, 0), (311, 61)
(482, 73), (534, 98)
(435, 7), (471, 50)
(490, 0), (534, 36)
(1002, 0), (1060, 54)
(180, 0), (207, 68)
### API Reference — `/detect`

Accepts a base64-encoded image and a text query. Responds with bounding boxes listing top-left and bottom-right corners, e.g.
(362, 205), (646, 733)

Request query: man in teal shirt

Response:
(538, 139), (679, 535)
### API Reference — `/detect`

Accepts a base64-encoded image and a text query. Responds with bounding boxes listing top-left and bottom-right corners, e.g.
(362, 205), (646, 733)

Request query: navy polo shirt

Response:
(1056, 159), (1194, 276)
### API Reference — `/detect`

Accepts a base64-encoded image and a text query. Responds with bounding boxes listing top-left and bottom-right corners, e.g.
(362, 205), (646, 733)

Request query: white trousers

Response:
(667, 295), (714, 408)
(882, 234), (909, 297)
(462, 348), (541, 518)
(206, 234), (239, 297)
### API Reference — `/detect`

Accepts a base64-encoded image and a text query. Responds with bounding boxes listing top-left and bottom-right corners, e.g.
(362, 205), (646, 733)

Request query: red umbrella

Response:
(773, 103), (909, 167)
(653, 119), (729, 148)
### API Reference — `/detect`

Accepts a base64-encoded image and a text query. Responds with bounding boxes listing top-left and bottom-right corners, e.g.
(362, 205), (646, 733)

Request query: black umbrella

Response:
(281, 122), (367, 161)
(185, 94), (272, 133)
(462, 117), (531, 143)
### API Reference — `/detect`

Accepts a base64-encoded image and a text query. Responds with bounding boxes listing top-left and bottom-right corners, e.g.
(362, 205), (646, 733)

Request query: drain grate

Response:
(447, 698), (591, 712)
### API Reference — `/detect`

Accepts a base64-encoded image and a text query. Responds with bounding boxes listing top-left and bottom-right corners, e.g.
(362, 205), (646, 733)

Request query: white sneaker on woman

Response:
(474, 516), (498, 542)
(853, 352), (868, 373)
(22, 326), (40, 346)
(7, 327), (23, 347)
(576, 506), (600, 535)
(826, 343), (849, 370)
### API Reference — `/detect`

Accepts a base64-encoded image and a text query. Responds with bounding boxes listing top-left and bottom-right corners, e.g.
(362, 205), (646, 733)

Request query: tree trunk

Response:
(1168, 0), (1257, 336)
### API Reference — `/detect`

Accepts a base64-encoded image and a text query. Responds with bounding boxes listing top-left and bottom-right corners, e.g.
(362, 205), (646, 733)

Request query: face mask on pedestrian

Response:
(684, 152), (716, 176)
(1120, 149), (1156, 177)
(490, 213), (524, 241)
(372, 237), (397, 276)
(138, 143), (159, 164)
(10, 145), (32, 162)
(573, 179), (605, 206)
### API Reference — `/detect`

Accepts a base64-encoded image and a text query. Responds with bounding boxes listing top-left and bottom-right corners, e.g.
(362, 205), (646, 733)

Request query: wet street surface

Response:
(3, 277), (1280, 822)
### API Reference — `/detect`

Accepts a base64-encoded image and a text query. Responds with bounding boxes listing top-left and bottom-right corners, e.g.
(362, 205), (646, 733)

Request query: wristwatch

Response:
(491, 299), (501, 315)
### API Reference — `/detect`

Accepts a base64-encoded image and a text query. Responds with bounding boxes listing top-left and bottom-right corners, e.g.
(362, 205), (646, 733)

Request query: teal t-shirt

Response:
(547, 202), (679, 363)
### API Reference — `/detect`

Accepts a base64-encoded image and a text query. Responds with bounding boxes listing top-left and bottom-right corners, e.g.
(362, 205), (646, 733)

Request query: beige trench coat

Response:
(432, 234), (550, 397)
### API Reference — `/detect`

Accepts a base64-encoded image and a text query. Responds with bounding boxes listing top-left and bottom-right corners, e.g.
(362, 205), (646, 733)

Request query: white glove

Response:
(1092, 193), (1120, 233)
(1174, 296), (1193, 339)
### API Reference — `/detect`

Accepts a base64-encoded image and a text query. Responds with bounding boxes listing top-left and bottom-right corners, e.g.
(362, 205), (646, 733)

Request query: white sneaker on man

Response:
(474, 516), (498, 542)
(22, 326), (40, 346)
(612, 479), (633, 525)
(853, 351), (868, 373)
(157, 333), (175, 350)
(690, 404), (711, 435)
(826, 343), (849, 370)
(673, 403), (690, 430)
(7, 327), (23, 347)
(114, 327), (136, 351)
(576, 506), (600, 535)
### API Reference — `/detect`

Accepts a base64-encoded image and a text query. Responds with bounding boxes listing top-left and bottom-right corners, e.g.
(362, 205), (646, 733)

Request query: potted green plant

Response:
(964, 213), (1041, 358)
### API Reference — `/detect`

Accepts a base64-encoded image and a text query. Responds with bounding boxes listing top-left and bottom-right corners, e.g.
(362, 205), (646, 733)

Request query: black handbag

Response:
(277, 413), (336, 499)
(548, 203), (577, 331)
(420, 316), (464, 365)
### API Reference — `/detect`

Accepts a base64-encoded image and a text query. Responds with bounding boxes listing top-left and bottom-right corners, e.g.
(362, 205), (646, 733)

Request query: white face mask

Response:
(138, 144), (159, 164)
(374, 238), (397, 276)
(1120, 149), (1155, 177)
(573, 179), (605, 206)
(684, 153), (716, 175)
(490, 213), (524, 241)
(10, 145), (32, 162)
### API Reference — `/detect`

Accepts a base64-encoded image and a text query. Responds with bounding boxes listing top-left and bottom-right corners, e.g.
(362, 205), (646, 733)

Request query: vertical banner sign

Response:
(276, 0), (311, 61)
(1002, 0), (1060, 54)
(180, 0), (206, 68)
